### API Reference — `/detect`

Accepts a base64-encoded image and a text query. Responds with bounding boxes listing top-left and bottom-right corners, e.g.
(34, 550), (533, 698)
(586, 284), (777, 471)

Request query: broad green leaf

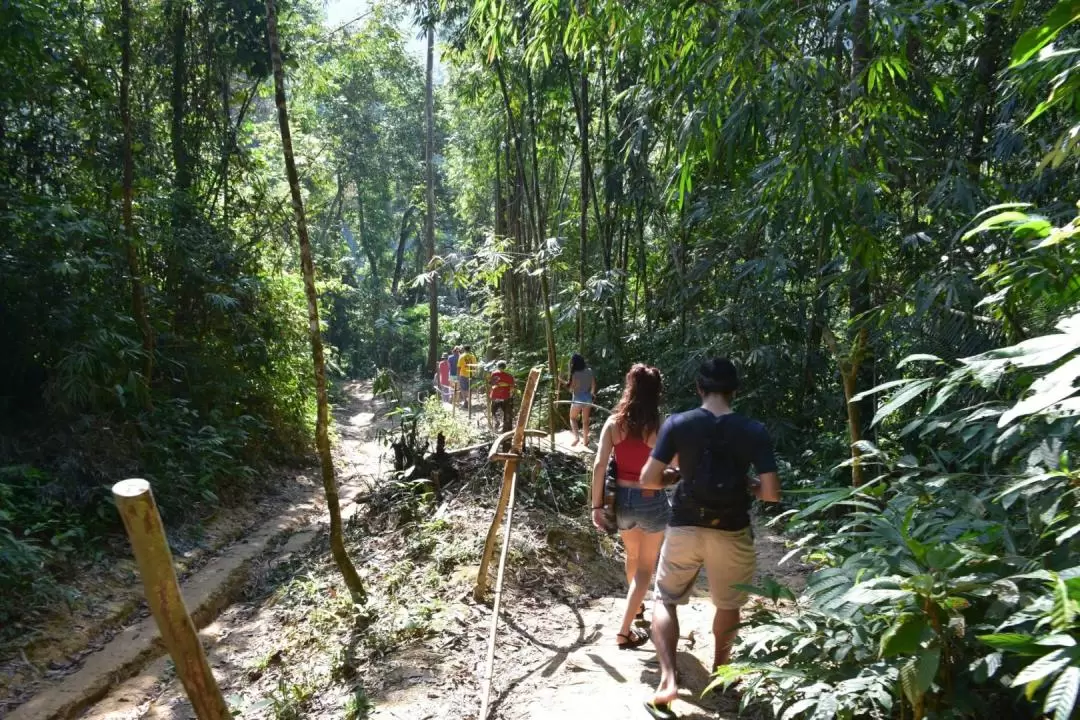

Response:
(872, 379), (935, 427)
(962, 211), (1034, 240)
(850, 378), (912, 402)
(1045, 665), (1080, 720)
(1038, 635), (1078, 647)
(1000, 356), (1080, 426)
(897, 353), (941, 368)
(880, 615), (928, 658)
(810, 692), (837, 720)
(1052, 575), (1077, 632)
(900, 647), (940, 705)
(1012, 649), (1070, 687)
(1011, 0), (1080, 67)
(978, 632), (1042, 654)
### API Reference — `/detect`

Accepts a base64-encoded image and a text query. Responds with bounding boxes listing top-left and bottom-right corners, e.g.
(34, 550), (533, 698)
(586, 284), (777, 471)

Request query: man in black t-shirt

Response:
(639, 358), (781, 716)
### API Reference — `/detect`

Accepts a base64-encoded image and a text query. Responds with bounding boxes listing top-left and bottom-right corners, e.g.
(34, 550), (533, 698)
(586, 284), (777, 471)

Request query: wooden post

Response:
(474, 367), (541, 601)
(112, 479), (230, 720)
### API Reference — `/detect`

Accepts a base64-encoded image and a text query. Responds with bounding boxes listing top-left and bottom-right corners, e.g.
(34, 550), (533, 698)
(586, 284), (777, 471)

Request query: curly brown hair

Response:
(612, 363), (662, 440)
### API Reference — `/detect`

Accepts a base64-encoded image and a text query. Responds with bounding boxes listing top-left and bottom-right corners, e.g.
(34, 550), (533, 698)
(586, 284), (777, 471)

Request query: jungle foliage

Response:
(4, 0), (1080, 716)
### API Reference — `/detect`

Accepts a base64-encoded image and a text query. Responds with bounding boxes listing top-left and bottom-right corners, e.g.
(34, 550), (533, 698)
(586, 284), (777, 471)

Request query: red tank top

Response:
(613, 435), (652, 483)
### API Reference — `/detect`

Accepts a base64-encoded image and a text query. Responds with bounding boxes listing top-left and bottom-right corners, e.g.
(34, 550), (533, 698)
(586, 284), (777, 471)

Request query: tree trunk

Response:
(121, 0), (153, 400)
(425, 15), (438, 375)
(391, 205), (414, 298)
(355, 189), (379, 285)
(845, 0), (873, 486)
(265, 0), (365, 602)
(576, 47), (590, 353)
(969, 8), (1004, 178)
(169, 0), (190, 205)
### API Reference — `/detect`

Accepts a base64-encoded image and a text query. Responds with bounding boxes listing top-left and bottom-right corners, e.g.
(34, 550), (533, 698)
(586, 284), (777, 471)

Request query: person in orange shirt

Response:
(488, 360), (516, 432)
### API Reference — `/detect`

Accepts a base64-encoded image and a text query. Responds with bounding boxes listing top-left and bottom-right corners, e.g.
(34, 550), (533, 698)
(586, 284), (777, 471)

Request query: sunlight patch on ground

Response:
(349, 411), (375, 426)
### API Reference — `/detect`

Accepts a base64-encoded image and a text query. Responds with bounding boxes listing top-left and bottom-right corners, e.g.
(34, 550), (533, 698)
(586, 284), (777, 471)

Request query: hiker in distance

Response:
(447, 346), (460, 405)
(639, 358), (781, 719)
(590, 364), (669, 650)
(562, 352), (597, 447)
(457, 345), (478, 411)
(488, 360), (515, 432)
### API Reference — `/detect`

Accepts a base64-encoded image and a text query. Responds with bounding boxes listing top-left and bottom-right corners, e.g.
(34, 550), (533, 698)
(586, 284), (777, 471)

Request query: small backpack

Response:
(683, 415), (750, 526)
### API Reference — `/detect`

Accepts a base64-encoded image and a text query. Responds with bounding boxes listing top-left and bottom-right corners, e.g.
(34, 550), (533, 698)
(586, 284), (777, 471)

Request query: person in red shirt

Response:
(488, 360), (516, 432)
(435, 353), (452, 402)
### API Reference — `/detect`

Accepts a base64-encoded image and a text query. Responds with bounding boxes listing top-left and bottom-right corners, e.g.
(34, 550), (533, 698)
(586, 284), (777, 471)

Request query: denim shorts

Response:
(572, 392), (592, 407)
(615, 486), (670, 534)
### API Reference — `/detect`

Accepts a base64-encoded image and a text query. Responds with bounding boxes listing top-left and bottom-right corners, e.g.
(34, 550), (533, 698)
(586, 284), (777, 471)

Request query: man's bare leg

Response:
(712, 608), (740, 669)
(650, 602), (680, 705)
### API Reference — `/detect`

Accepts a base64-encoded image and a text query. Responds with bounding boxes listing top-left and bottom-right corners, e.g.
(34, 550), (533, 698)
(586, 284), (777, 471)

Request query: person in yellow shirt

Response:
(457, 345), (478, 411)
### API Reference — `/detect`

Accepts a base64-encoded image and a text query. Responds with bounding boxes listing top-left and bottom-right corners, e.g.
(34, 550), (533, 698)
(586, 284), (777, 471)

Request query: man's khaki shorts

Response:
(653, 525), (756, 610)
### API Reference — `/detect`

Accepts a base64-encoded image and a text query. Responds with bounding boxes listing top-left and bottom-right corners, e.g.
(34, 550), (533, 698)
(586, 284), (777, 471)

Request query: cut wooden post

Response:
(475, 368), (542, 720)
(112, 479), (230, 720)
(474, 366), (541, 601)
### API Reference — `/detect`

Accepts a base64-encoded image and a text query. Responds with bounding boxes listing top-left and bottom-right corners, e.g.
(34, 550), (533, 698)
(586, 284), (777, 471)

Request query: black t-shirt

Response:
(651, 408), (777, 530)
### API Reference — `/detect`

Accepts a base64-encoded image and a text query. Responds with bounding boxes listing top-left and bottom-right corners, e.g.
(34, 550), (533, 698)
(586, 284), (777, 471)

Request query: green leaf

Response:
(810, 692), (837, 720)
(871, 379), (935, 427)
(979, 633), (1042, 654)
(1052, 575), (1077, 632)
(901, 647), (940, 705)
(1012, 649), (1070, 687)
(1011, 0), (1080, 67)
(897, 353), (941, 368)
(1000, 356), (1080, 426)
(850, 378), (912, 403)
(880, 615), (929, 658)
(1045, 665), (1080, 720)
(963, 211), (1033, 240)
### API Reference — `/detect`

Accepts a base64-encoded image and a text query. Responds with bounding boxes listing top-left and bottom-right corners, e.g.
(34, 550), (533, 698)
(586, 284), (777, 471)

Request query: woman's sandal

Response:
(643, 701), (677, 719)
(617, 627), (649, 650)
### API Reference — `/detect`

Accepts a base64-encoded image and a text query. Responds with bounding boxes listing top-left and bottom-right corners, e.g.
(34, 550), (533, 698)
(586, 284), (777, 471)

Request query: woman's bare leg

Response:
(619, 529), (663, 638)
(569, 405), (580, 444)
(621, 527), (640, 588)
(582, 406), (592, 446)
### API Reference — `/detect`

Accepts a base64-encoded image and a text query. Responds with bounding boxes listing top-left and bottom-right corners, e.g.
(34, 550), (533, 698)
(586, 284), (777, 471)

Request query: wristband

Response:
(592, 505), (603, 510)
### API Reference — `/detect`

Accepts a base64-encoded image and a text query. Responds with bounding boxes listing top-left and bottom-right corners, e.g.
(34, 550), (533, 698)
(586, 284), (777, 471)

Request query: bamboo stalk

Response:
(112, 479), (229, 720)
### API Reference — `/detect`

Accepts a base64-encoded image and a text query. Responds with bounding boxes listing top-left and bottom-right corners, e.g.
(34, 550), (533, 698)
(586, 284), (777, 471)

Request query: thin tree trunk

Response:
(576, 51), (589, 353)
(425, 16), (438, 375)
(265, 0), (365, 602)
(169, 0), (190, 205)
(845, 0), (873, 486)
(121, 0), (153, 399)
(355, 188), (379, 285)
(969, 8), (1004, 178)
(391, 205), (414, 298)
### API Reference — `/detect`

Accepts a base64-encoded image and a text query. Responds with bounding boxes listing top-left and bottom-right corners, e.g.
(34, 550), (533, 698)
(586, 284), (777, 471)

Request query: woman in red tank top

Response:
(590, 364), (670, 649)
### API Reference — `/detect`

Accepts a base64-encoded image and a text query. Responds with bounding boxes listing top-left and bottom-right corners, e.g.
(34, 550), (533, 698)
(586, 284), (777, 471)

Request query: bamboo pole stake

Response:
(474, 367), (541, 601)
(112, 479), (230, 720)
(474, 368), (543, 720)
(477, 461), (519, 720)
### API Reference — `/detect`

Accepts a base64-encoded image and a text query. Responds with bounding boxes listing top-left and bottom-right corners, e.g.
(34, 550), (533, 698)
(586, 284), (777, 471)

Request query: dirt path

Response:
(60, 384), (809, 720)
(486, 525), (806, 720)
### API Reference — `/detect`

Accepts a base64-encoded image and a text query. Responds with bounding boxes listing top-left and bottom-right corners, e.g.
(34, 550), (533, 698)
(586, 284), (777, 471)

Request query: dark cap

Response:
(697, 357), (738, 395)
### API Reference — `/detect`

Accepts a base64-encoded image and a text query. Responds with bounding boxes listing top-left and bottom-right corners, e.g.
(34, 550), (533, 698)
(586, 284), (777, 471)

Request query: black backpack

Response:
(682, 415), (750, 527)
